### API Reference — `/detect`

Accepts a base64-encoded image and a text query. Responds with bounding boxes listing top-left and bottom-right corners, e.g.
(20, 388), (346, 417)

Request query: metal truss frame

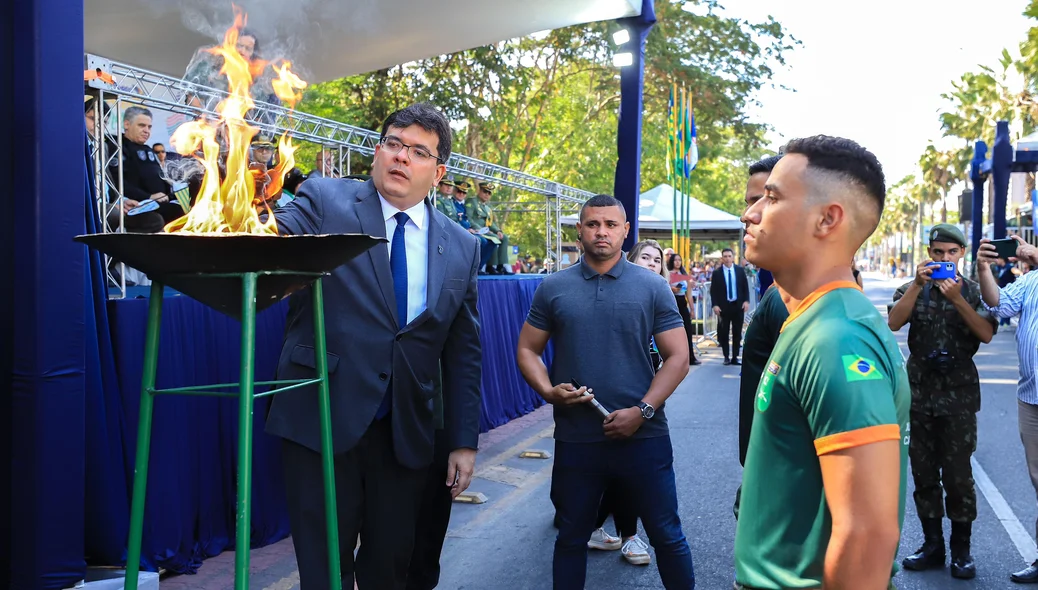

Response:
(86, 53), (593, 296)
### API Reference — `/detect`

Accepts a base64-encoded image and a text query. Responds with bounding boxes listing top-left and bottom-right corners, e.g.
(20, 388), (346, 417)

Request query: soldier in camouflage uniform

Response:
(887, 223), (996, 580)
(433, 176), (456, 219)
(466, 182), (511, 274)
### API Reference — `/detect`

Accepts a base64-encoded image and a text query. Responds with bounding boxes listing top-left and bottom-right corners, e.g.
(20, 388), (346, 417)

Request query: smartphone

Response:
(990, 238), (1018, 260)
(570, 379), (611, 420)
(927, 261), (956, 280)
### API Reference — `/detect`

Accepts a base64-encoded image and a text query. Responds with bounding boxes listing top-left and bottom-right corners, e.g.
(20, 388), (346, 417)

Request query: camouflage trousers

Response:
(909, 410), (978, 522)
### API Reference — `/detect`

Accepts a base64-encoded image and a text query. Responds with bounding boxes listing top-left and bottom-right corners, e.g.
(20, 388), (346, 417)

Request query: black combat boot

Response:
(950, 521), (976, 579)
(902, 517), (946, 571)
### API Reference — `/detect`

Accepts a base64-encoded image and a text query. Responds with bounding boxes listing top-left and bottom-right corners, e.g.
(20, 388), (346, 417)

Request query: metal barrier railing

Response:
(692, 274), (760, 350)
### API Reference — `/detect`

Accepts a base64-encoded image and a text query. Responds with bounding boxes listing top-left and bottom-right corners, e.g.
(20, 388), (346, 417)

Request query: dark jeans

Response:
(553, 436), (695, 589)
(595, 483), (638, 538)
(675, 296), (697, 362)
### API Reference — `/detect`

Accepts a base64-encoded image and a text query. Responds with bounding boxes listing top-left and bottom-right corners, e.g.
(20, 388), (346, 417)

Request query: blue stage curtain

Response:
(97, 276), (546, 572)
(11, 0), (88, 585)
(103, 297), (291, 573)
(83, 128), (134, 567)
(474, 277), (551, 432)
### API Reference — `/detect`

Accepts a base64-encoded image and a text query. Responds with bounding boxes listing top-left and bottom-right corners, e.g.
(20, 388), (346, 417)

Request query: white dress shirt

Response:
(378, 193), (429, 325)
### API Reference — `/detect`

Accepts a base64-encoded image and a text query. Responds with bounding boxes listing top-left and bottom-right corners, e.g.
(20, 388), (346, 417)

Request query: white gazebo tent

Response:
(562, 183), (745, 242)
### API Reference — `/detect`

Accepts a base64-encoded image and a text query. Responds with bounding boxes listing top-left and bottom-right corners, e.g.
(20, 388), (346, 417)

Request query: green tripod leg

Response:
(234, 272), (258, 589)
(124, 281), (165, 590)
(311, 279), (343, 590)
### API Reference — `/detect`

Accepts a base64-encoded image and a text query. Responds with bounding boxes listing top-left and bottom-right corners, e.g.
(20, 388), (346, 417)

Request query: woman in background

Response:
(667, 252), (701, 366)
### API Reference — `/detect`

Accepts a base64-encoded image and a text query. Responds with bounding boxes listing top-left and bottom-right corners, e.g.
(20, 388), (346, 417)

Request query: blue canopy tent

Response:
(10, 0), (651, 588)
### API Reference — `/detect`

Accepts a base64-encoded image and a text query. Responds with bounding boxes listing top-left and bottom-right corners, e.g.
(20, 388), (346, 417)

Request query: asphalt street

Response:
(435, 273), (1038, 590)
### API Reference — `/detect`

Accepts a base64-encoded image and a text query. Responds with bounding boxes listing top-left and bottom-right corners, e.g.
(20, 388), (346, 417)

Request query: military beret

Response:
(929, 223), (967, 248)
(479, 182), (496, 194)
(455, 180), (471, 192)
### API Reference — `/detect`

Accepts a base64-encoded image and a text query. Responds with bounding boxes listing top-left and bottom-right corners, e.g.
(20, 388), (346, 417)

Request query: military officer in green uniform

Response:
(467, 182), (511, 274)
(434, 176), (456, 219)
(887, 223), (995, 580)
(444, 180), (496, 272)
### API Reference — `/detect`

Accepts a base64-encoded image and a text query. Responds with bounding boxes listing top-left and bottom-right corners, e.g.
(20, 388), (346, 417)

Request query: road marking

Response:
(972, 456), (1038, 563)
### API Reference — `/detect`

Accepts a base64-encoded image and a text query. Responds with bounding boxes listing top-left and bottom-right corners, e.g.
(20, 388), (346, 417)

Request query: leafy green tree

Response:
(294, 0), (798, 255)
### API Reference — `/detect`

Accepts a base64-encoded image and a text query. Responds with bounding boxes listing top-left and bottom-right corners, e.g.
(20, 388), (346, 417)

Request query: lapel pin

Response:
(438, 245), (444, 254)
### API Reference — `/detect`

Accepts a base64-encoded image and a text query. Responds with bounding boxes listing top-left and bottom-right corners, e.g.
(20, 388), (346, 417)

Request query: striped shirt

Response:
(986, 269), (1038, 405)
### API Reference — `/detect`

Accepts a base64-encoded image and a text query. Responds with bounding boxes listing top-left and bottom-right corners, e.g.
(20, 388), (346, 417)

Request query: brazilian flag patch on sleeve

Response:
(842, 355), (884, 382)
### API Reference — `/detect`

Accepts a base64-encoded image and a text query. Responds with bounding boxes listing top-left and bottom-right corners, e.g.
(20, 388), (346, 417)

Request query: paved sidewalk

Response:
(158, 403), (555, 590)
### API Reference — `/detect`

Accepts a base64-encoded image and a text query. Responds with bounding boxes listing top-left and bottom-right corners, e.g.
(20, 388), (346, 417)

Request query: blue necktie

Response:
(376, 211), (409, 419)
(728, 268), (735, 301)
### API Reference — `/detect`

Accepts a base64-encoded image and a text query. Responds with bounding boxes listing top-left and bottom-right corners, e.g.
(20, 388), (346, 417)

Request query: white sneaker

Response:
(622, 535), (651, 565)
(588, 527), (621, 551)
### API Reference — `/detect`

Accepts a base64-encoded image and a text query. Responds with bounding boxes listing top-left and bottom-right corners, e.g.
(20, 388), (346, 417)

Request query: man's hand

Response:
(150, 192), (169, 204)
(913, 259), (934, 286)
(497, 231), (504, 239)
(446, 448), (476, 499)
(936, 277), (963, 302)
(603, 407), (644, 439)
(977, 239), (998, 269)
(1011, 235), (1038, 266)
(542, 383), (595, 406)
(712, 305), (722, 316)
(741, 301), (750, 313)
(120, 199), (139, 213)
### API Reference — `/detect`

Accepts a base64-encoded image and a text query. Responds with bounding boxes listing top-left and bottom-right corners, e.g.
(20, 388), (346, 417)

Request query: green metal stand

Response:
(123, 272), (343, 590)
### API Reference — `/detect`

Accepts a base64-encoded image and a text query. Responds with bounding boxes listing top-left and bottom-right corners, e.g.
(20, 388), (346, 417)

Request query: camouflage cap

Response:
(479, 182), (496, 194)
(929, 223), (967, 248)
(455, 180), (471, 192)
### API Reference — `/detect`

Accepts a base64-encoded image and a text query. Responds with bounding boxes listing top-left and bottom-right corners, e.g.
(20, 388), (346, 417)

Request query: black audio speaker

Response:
(959, 190), (973, 223)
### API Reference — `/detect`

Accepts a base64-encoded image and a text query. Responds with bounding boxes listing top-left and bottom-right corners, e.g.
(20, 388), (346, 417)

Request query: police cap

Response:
(479, 182), (496, 194)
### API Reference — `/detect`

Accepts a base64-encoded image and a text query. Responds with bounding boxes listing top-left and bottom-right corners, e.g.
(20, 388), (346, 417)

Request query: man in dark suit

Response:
(710, 247), (750, 365)
(265, 103), (483, 590)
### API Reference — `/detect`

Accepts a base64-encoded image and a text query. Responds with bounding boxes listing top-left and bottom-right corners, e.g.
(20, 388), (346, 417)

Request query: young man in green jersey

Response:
(734, 135), (911, 590)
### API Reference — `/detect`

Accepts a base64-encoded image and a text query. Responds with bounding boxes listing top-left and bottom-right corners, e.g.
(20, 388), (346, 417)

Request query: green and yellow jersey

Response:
(734, 281), (910, 589)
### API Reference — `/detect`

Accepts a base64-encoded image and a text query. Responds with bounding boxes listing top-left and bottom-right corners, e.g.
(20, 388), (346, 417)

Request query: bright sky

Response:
(723, 0), (1032, 184)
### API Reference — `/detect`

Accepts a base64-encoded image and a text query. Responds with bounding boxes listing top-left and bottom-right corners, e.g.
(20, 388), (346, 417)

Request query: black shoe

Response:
(950, 521), (976, 579)
(731, 358), (741, 366)
(1012, 561), (1038, 583)
(902, 517), (945, 571)
(723, 358), (731, 366)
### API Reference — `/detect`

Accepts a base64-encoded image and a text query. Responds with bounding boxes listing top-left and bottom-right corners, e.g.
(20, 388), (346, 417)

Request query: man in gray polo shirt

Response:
(517, 194), (696, 589)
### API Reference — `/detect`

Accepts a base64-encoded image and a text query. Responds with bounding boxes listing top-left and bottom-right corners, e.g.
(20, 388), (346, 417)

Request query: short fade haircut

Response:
(579, 194), (626, 222)
(748, 154), (782, 176)
(380, 103), (452, 163)
(783, 135), (886, 235)
(124, 105), (153, 125)
(722, 247), (734, 255)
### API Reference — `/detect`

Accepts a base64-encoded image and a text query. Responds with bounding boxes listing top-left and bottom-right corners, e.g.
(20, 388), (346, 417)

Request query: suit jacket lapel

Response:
(406, 200), (449, 332)
(355, 182), (398, 326)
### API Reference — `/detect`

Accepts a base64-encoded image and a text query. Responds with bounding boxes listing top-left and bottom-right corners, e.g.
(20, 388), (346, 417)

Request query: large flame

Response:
(166, 7), (305, 235)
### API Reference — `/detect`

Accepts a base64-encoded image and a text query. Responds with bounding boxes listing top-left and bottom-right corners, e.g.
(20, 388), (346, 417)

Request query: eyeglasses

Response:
(380, 135), (442, 164)
(153, 150), (165, 155)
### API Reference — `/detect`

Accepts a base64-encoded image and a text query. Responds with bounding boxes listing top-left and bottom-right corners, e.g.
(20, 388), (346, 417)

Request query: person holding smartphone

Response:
(887, 224), (995, 580)
(517, 195), (695, 589)
(976, 235), (1038, 583)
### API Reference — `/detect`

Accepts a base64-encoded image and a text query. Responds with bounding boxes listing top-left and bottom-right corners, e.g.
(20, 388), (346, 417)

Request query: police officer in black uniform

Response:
(116, 106), (184, 226)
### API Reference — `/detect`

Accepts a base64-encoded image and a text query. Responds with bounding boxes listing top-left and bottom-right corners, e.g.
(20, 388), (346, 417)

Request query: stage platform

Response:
(88, 275), (550, 574)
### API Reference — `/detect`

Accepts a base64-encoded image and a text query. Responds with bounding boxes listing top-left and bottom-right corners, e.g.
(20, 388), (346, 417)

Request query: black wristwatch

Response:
(637, 401), (655, 420)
